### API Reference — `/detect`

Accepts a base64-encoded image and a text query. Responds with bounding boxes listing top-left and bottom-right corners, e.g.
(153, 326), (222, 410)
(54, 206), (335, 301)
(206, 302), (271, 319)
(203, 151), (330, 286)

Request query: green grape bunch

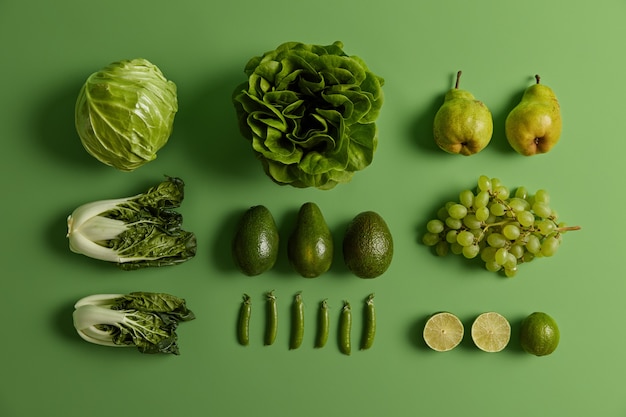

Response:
(422, 175), (580, 277)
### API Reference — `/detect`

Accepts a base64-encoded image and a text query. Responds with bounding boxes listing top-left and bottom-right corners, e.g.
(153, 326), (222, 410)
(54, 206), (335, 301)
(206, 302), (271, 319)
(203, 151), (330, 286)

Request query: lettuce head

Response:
(233, 41), (384, 190)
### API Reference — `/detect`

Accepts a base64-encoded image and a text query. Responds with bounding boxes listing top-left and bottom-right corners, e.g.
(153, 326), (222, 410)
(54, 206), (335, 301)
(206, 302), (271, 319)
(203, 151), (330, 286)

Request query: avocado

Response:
(287, 202), (333, 278)
(342, 211), (393, 278)
(232, 205), (279, 276)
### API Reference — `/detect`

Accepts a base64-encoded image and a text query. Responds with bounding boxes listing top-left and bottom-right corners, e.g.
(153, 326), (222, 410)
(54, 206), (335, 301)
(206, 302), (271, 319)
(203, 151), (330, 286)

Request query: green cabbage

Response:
(75, 58), (178, 171)
(233, 41), (384, 190)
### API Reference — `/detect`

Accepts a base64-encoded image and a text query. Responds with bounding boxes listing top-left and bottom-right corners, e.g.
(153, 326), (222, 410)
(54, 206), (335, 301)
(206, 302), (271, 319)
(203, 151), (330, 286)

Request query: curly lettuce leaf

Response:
(233, 41), (384, 189)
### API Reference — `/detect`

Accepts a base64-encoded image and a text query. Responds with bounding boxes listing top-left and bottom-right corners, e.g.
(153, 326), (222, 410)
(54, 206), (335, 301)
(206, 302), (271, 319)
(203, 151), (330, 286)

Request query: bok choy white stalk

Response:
(66, 176), (196, 270)
(73, 292), (195, 355)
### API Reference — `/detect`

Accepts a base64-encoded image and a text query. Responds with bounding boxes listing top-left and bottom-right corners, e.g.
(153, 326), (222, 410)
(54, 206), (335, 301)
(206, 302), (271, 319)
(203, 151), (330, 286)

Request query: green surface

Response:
(1, 1), (624, 416)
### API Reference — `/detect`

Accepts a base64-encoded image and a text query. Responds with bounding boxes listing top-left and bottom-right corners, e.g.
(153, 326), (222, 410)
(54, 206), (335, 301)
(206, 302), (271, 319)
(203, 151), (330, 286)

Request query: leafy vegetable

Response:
(75, 58), (178, 171)
(232, 41), (384, 190)
(66, 176), (196, 270)
(72, 292), (195, 355)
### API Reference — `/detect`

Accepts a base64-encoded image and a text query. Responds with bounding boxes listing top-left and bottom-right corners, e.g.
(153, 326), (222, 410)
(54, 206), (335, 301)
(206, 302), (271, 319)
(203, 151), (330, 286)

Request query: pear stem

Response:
(535, 74), (541, 84)
(455, 71), (462, 89)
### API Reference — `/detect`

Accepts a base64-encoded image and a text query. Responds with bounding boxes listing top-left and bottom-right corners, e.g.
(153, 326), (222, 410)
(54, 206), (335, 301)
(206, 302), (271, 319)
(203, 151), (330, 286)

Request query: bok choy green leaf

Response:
(73, 292), (195, 355)
(66, 176), (196, 270)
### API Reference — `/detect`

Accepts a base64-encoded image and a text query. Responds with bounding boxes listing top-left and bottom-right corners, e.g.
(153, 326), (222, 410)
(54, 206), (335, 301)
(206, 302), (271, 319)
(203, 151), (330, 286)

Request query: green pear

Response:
(433, 71), (493, 155)
(505, 75), (562, 156)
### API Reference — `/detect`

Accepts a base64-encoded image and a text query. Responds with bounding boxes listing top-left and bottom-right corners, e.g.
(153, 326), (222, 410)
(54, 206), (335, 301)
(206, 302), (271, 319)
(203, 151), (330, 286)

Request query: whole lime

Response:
(519, 312), (560, 356)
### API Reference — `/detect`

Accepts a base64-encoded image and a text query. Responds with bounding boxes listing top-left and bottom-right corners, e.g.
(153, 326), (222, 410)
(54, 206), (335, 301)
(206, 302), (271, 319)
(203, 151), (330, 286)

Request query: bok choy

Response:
(73, 292), (195, 355)
(66, 176), (196, 270)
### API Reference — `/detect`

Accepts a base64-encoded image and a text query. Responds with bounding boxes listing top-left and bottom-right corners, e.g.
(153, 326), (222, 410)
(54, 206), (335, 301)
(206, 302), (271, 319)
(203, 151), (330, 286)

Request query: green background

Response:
(1, 1), (623, 416)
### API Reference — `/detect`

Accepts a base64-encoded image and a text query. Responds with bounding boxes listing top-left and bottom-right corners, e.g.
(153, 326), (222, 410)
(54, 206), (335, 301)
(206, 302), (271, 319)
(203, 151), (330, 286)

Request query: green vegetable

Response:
(315, 299), (329, 348)
(360, 293), (376, 350)
(66, 176), (197, 270)
(72, 292), (195, 355)
(75, 58), (178, 171)
(238, 294), (252, 346)
(339, 300), (352, 355)
(264, 290), (278, 346)
(232, 41), (384, 190)
(290, 292), (304, 350)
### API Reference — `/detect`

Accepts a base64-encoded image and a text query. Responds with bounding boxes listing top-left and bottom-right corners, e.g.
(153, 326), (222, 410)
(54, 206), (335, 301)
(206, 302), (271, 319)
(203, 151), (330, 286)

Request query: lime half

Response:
(471, 312), (511, 352)
(423, 312), (464, 352)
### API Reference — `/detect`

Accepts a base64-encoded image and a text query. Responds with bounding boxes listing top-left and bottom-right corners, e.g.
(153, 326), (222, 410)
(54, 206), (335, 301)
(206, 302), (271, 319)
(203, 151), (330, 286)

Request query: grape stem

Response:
(556, 225), (581, 232)
(475, 220), (580, 244)
(475, 219), (515, 242)
(488, 194), (582, 235)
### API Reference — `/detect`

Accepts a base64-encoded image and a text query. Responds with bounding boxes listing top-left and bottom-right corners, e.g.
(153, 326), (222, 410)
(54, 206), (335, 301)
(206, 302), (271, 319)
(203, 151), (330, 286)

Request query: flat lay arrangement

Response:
(2, 2), (622, 417)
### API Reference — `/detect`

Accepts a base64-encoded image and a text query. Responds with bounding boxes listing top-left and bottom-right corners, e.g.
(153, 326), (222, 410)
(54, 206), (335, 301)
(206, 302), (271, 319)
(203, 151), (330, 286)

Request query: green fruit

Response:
(288, 202), (334, 278)
(342, 211), (393, 278)
(232, 205), (279, 276)
(433, 71), (493, 156)
(423, 312), (464, 352)
(471, 312), (511, 353)
(505, 75), (562, 156)
(519, 312), (560, 356)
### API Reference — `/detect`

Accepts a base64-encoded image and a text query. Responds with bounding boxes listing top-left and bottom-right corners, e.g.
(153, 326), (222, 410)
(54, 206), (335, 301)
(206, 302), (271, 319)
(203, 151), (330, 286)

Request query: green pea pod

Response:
(265, 290), (277, 346)
(237, 294), (251, 346)
(360, 293), (376, 350)
(290, 292), (304, 350)
(339, 300), (352, 355)
(315, 299), (329, 348)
